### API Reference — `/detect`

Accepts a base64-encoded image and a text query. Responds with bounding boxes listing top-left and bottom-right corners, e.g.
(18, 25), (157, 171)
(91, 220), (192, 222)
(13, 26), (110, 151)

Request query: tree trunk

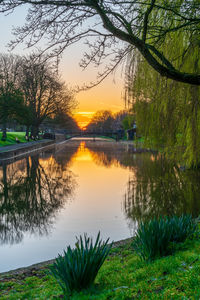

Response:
(25, 126), (30, 140)
(2, 119), (7, 141)
(31, 125), (39, 139)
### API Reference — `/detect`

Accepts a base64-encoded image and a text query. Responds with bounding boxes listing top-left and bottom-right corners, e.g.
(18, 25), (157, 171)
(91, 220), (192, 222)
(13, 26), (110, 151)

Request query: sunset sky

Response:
(0, 7), (125, 129)
(74, 112), (95, 130)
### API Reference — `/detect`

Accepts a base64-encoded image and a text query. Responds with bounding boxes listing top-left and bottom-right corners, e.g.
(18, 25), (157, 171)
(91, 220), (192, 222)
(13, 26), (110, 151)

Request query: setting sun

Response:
(74, 111), (95, 130)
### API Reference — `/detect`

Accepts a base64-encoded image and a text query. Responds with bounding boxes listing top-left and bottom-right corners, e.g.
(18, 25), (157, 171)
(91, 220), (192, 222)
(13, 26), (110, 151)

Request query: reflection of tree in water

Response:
(2, 140), (199, 244)
(77, 142), (200, 222)
(0, 146), (77, 245)
(123, 154), (200, 222)
(54, 142), (81, 168)
(83, 141), (136, 169)
(90, 148), (117, 167)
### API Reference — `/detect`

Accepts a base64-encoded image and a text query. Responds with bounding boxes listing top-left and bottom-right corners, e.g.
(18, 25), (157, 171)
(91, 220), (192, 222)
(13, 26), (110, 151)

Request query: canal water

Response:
(0, 138), (200, 272)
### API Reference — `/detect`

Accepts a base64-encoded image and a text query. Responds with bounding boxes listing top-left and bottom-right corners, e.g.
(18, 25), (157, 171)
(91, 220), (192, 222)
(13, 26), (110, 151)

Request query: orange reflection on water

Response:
(67, 140), (134, 225)
(70, 140), (121, 169)
(71, 142), (94, 162)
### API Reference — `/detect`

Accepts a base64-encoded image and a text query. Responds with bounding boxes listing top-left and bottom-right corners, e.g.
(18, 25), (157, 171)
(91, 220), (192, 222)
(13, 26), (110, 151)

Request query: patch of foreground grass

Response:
(1, 238), (200, 299)
(0, 132), (27, 147)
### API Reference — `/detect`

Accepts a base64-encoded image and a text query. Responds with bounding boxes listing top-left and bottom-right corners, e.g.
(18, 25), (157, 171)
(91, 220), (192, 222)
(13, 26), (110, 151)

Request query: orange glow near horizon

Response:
(74, 111), (95, 130)
(74, 106), (124, 130)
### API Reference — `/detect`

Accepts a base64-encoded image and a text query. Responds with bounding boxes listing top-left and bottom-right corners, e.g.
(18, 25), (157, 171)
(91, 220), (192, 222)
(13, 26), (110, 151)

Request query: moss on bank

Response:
(1, 238), (200, 299)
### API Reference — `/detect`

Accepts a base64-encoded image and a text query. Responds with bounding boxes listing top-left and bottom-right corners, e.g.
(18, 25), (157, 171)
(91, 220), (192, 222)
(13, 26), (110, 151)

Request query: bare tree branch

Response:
(0, 0), (199, 85)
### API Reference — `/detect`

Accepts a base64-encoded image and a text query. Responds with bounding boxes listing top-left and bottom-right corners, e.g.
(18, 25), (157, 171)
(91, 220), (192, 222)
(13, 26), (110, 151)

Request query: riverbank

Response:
(0, 139), (55, 162)
(0, 137), (144, 164)
(1, 237), (200, 299)
(0, 238), (132, 277)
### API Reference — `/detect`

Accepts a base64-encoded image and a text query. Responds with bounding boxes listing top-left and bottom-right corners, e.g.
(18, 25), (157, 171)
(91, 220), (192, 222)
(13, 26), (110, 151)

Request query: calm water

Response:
(0, 138), (200, 272)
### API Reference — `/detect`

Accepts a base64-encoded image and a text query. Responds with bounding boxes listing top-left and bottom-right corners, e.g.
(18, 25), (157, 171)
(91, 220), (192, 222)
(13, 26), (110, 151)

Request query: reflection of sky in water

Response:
(0, 140), (136, 272)
(1, 139), (200, 273)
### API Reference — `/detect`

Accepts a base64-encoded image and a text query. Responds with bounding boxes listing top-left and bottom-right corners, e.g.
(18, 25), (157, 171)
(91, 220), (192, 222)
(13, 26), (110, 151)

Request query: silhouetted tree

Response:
(86, 110), (114, 134)
(19, 54), (75, 138)
(0, 54), (25, 140)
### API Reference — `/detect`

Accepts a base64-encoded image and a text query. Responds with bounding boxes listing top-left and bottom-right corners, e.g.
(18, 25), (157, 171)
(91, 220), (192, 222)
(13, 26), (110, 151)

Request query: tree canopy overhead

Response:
(0, 0), (200, 85)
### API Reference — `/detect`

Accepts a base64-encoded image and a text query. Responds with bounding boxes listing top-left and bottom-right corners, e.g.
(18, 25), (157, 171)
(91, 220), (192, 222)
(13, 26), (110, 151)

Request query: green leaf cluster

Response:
(127, 6), (200, 167)
(169, 215), (198, 243)
(49, 232), (112, 296)
(133, 215), (198, 261)
(122, 114), (135, 131)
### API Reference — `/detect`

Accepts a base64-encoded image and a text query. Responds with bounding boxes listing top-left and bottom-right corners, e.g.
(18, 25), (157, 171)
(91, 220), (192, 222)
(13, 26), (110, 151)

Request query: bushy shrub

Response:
(133, 215), (198, 261)
(49, 232), (112, 295)
(132, 217), (172, 261)
(169, 215), (198, 243)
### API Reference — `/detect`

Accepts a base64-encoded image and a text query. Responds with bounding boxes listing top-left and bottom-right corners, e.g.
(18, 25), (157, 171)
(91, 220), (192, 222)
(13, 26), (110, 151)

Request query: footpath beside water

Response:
(0, 139), (55, 163)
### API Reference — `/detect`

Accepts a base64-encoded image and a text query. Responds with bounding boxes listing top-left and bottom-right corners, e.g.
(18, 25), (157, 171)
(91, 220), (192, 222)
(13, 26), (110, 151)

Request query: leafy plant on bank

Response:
(49, 232), (112, 296)
(133, 215), (198, 261)
(133, 217), (172, 261)
(169, 215), (198, 243)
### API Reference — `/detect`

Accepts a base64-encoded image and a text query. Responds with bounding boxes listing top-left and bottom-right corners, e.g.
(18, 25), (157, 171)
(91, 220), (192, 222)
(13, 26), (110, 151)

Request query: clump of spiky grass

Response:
(49, 232), (112, 296)
(133, 215), (198, 261)
(133, 217), (172, 261)
(169, 215), (198, 243)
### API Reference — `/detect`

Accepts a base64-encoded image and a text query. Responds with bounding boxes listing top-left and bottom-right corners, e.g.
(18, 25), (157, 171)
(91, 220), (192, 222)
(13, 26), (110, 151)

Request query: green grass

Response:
(0, 132), (27, 146)
(1, 238), (200, 299)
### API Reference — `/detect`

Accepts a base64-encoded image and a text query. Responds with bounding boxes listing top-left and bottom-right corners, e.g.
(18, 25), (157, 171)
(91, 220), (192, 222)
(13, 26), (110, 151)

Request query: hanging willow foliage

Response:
(126, 29), (200, 168)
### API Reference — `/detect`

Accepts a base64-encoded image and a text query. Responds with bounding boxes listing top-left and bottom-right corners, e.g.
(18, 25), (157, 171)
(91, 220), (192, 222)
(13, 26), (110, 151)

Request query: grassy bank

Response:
(0, 132), (27, 146)
(1, 237), (200, 299)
